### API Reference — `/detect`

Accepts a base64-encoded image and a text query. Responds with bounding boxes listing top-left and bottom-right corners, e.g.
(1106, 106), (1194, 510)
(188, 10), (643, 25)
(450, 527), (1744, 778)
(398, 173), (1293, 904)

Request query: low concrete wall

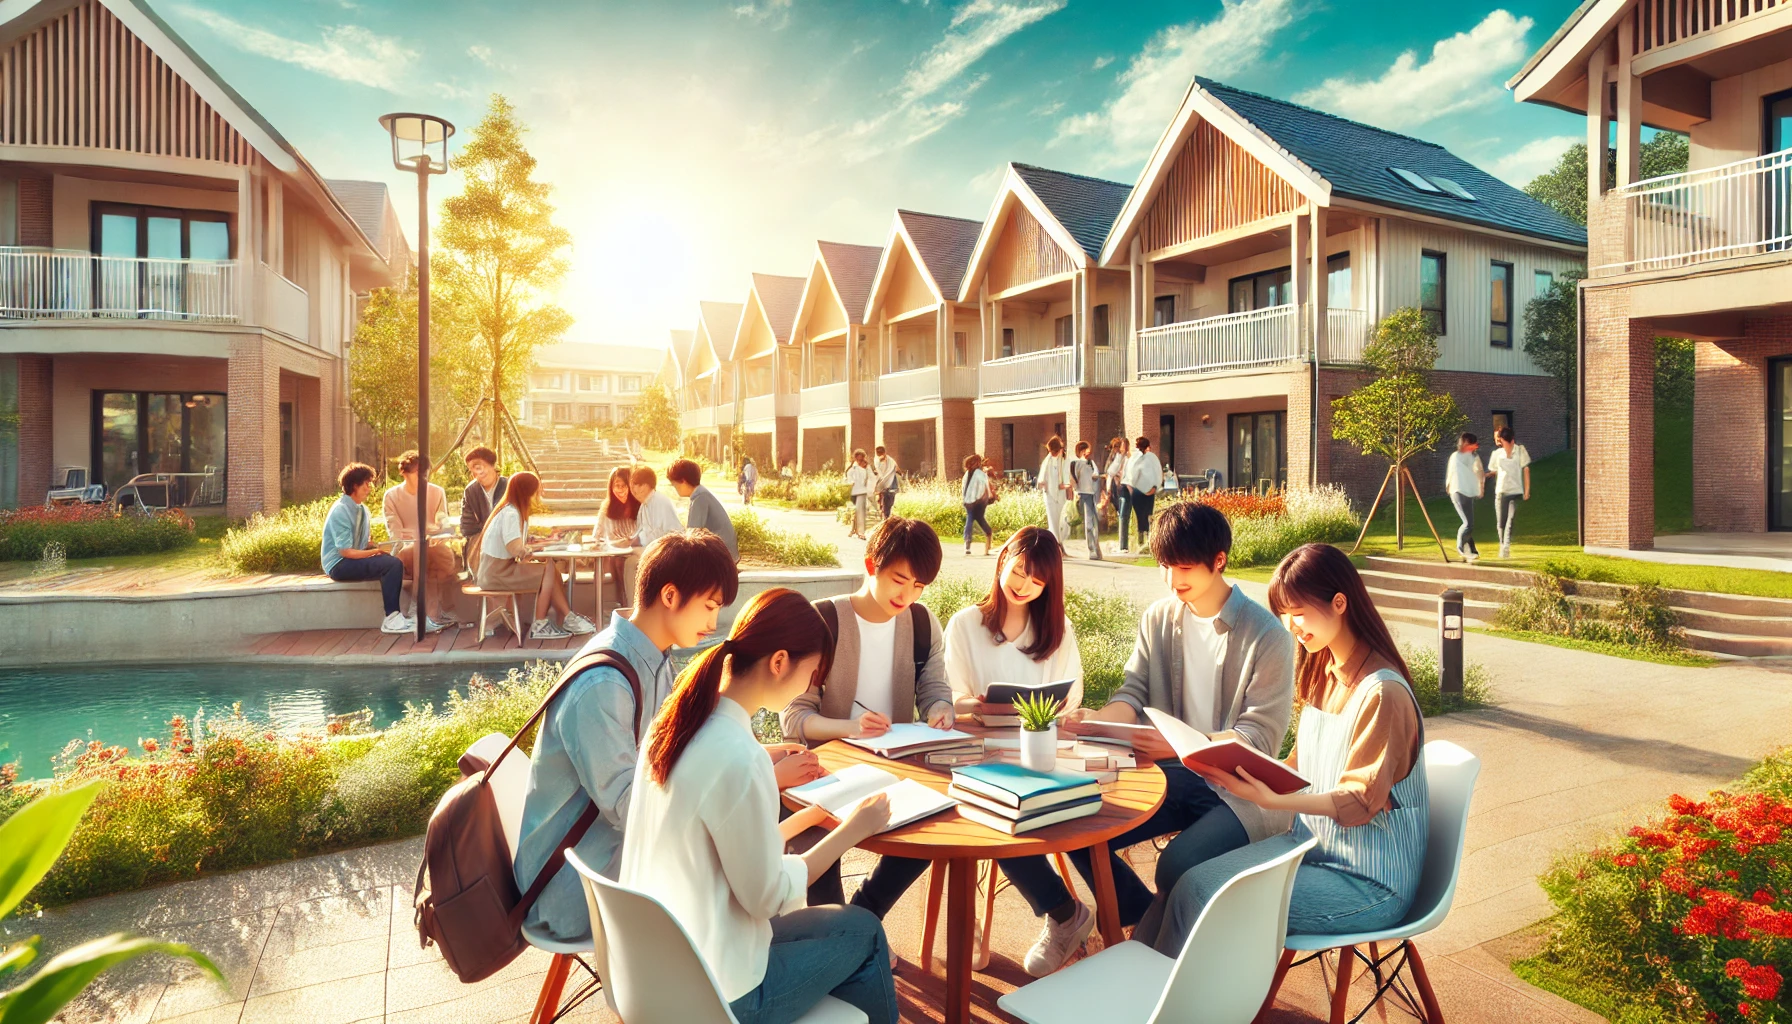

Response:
(0, 569), (859, 667)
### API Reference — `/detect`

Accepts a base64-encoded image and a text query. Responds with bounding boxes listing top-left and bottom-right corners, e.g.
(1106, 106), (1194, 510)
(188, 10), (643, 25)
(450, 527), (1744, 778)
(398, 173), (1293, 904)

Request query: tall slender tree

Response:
(348, 270), (419, 474)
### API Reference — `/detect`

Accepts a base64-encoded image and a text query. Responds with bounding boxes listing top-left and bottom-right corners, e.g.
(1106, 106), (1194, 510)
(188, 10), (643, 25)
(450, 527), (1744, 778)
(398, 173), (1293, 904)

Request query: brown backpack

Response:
(413, 648), (642, 983)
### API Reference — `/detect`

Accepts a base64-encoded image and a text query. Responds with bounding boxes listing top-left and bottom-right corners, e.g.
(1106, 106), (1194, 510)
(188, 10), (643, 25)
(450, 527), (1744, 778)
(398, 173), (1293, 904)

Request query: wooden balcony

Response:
(1596, 147), (1792, 275)
(979, 345), (1126, 397)
(878, 365), (978, 405)
(799, 380), (877, 415)
(0, 248), (239, 322)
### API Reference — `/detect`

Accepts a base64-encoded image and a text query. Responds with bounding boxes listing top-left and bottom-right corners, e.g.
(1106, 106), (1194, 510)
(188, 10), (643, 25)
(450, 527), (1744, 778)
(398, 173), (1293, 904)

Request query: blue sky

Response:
(158, 0), (1590, 348)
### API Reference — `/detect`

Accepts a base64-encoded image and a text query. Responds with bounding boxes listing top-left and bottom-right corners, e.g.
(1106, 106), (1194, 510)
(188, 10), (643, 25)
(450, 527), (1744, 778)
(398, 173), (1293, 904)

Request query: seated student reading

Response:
(1141, 542), (1428, 955)
(1060, 500), (1295, 936)
(943, 526), (1094, 978)
(782, 516), (953, 922)
(320, 462), (412, 635)
(514, 529), (739, 943)
(621, 588), (899, 1024)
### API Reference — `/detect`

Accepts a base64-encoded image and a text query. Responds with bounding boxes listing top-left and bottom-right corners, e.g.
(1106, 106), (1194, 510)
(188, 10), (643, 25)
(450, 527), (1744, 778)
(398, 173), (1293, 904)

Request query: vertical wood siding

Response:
(1139, 119), (1302, 254)
(0, 0), (251, 163)
(988, 204), (1075, 293)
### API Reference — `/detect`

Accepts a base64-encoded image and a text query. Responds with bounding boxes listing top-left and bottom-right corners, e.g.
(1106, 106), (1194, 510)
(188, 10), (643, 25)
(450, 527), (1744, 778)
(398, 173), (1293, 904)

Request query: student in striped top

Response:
(1140, 542), (1429, 955)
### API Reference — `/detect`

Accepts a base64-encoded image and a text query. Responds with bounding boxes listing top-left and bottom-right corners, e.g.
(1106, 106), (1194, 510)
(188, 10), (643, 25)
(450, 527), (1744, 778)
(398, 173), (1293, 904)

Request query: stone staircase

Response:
(1358, 555), (1792, 658)
(531, 435), (637, 512)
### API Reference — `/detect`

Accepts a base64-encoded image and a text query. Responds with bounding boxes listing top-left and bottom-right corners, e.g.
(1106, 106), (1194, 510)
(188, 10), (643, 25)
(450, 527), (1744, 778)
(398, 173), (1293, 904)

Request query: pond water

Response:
(0, 661), (526, 779)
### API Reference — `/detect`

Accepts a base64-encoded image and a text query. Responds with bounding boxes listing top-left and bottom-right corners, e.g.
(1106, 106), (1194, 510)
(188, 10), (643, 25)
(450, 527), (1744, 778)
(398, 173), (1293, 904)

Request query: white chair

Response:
(1260, 740), (1481, 1024)
(998, 836), (1316, 1024)
(565, 850), (866, 1024)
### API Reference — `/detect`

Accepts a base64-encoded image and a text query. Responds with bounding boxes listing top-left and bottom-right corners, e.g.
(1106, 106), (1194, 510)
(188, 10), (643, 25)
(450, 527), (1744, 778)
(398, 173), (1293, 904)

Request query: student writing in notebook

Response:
(1140, 543), (1429, 955)
(621, 588), (898, 1024)
(1060, 500), (1295, 938)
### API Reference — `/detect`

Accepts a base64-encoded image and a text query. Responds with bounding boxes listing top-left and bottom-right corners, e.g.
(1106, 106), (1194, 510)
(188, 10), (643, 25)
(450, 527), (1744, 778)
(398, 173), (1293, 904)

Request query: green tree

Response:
(433, 95), (573, 461)
(1332, 307), (1467, 551)
(1655, 337), (1694, 408)
(1522, 270), (1583, 443)
(348, 271), (420, 474)
(1524, 133), (1691, 226)
(622, 381), (680, 452)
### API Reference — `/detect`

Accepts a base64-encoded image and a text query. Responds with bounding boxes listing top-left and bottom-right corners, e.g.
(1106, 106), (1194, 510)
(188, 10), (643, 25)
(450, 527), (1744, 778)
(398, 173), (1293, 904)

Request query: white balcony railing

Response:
(1599, 147), (1792, 274)
(1087, 344), (1124, 385)
(800, 380), (877, 415)
(0, 248), (239, 321)
(1323, 307), (1371, 364)
(741, 392), (799, 422)
(982, 347), (1074, 396)
(1137, 304), (1300, 378)
(879, 365), (978, 405)
(681, 406), (714, 432)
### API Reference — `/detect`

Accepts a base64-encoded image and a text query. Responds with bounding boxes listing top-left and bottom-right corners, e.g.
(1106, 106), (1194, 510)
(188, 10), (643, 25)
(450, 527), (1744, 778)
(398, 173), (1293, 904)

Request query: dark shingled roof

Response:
(750, 273), (807, 344)
(897, 210), (983, 299)
(1197, 78), (1587, 248)
(815, 241), (883, 323)
(1011, 163), (1132, 260)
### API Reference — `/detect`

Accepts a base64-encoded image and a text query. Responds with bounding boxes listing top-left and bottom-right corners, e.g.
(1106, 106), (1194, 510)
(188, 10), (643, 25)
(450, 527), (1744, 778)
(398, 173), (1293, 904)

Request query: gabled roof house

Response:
(787, 240), (882, 471)
(731, 273), (806, 468)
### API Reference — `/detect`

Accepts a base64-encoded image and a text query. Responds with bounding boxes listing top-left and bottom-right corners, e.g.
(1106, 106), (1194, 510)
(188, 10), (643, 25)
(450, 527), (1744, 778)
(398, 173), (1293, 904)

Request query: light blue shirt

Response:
(319, 494), (369, 574)
(515, 612), (675, 942)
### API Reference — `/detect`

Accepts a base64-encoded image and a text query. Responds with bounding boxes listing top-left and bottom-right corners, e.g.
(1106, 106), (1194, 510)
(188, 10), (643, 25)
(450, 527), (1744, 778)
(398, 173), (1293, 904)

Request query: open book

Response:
(1142, 707), (1311, 795)
(785, 764), (956, 832)
(842, 722), (976, 759)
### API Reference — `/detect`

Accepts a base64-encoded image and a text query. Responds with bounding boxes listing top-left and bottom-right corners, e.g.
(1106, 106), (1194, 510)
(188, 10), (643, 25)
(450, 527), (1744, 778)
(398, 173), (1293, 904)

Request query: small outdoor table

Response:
(535, 544), (630, 624)
(791, 728), (1166, 1024)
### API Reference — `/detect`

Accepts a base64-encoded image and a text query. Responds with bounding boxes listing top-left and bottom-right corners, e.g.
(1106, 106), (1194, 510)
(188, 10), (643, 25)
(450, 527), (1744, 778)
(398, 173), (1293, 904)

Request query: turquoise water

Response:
(0, 662), (525, 779)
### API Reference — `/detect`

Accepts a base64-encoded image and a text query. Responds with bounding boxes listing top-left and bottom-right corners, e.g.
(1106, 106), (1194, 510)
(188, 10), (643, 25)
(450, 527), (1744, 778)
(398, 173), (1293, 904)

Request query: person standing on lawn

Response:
(1444, 432), (1485, 563)
(872, 445), (900, 520)
(1487, 426), (1530, 560)
(1037, 435), (1071, 544)
(1105, 437), (1132, 552)
(321, 463), (413, 635)
(1124, 436), (1163, 553)
(1070, 440), (1103, 560)
(960, 453), (994, 556)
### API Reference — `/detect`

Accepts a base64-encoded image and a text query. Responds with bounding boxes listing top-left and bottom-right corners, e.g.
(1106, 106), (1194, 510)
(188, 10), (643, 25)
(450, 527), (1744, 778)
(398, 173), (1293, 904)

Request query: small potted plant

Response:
(1013, 692), (1063, 772)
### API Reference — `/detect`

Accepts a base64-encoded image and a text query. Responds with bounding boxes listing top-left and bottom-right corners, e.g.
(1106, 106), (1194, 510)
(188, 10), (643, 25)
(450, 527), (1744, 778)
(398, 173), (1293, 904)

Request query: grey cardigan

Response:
(781, 596), (954, 745)
(1108, 585), (1296, 842)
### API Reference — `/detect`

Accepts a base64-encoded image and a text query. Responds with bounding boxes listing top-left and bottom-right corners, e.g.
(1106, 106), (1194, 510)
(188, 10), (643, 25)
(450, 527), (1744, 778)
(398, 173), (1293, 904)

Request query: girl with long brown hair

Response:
(595, 466), (641, 605)
(1144, 542), (1430, 956)
(474, 470), (594, 640)
(620, 588), (898, 1024)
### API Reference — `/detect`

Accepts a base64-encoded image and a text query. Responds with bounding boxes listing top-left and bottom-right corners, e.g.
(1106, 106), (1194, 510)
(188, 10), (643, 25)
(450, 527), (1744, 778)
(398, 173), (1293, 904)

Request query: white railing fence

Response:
(1323, 307), (1371, 364)
(1137, 304), (1300, 377)
(880, 366), (941, 404)
(1087, 344), (1125, 385)
(1600, 147), (1792, 274)
(0, 248), (238, 321)
(981, 347), (1074, 396)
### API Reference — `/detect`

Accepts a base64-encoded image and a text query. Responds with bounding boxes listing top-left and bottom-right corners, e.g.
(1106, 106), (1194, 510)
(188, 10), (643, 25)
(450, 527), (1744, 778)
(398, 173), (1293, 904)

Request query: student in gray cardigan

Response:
(1063, 500), (1295, 929)
(667, 459), (738, 562)
(783, 517), (954, 918)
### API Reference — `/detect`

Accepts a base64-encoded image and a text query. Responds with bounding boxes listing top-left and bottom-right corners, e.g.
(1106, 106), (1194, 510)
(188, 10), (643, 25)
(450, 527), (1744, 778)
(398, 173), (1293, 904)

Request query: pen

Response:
(852, 699), (881, 717)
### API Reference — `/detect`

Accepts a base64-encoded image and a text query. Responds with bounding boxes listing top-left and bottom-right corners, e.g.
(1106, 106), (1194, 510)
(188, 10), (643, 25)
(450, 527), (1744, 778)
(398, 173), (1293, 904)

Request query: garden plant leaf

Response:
(0, 783), (104, 919)
(0, 934), (221, 1024)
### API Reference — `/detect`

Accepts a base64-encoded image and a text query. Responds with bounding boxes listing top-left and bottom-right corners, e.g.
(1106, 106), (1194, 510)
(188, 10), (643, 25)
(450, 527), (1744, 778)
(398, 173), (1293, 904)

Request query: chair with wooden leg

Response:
(917, 853), (1078, 975)
(1254, 741), (1481, 1024)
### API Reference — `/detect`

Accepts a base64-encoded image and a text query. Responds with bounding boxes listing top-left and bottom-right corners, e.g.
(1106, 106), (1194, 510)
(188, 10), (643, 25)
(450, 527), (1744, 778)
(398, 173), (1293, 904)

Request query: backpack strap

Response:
(909, 603), (931, 684)
(816, 597), (839, 643)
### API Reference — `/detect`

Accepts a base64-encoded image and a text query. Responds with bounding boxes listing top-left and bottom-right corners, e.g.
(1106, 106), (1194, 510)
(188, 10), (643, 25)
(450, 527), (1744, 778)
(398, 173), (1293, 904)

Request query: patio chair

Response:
(566, 849), (867, 1024)
(462, 583), (531, 645)
(998, 836), (1315, 1024)
(1258, 740), (1481, 1024)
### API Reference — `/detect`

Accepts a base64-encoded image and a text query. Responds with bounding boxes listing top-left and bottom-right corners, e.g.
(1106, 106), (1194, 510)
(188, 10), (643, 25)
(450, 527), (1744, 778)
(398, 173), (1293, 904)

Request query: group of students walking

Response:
(1444, 426), (1532, 562)
(510, 497), (1433, 1024)
(955, 433), (1169, 563)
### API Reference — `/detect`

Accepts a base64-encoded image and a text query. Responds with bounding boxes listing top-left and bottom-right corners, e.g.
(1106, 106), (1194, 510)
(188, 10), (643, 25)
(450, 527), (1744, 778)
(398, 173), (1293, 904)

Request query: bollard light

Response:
(1438, 588), (1464, 701)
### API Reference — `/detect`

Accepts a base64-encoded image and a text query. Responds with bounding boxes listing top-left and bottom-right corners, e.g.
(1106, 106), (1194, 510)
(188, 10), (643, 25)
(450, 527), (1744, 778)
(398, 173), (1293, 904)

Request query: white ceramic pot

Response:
(1019, 724), (1058, 772)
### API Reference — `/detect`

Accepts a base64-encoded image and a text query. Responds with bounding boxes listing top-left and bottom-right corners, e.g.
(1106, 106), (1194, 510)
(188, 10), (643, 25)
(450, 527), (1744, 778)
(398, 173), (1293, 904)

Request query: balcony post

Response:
(1289, 209), (1307, 353)
(1129, 238), (1142, 382)
(1586, 42), (1611, 210)
(1310, 204), (1328, 360)
(1616, 13), (1641, 187)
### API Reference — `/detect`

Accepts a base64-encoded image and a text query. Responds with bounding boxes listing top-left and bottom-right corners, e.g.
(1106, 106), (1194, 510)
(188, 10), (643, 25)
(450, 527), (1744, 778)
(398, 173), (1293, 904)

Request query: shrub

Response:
(854, 477), (1047, 541)
(794, 473), (852, 511)
(731, 510), (840, 567)
(1149, 486), (1360, 569)
(1401, 642), (1494, 715)
(0, 504), (196, 561)
(216, 492), (397, 575)
(1497, 574), (1689, 652)
(752, 476), (796, 502)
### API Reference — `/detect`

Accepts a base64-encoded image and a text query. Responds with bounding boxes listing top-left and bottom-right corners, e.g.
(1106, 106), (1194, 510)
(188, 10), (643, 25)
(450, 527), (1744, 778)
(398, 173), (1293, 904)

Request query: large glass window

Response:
(91, 203), (232, 259)
(1766, 89), (1791, 252)
(1327, 253), (1352, 308)
(90, 391), (227, 504)
(1228, 267), (1293, 313)
(1092, 304), (1110, 346)
(1229, 411), (1287, 491)
(1054, 315), (1073, 347)
(1420, 251), (1447, 335)
(1772, 358), (1792, 531)
(1153, 295), (1175, 326)
(1490, 260), (1513, 348)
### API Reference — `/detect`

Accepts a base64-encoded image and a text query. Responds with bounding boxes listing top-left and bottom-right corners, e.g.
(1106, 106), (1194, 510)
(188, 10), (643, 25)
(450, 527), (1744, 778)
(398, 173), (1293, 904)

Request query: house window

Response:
(532, 373), (564, 391)
(594, 406), (613, 426)
(1054, 315), (1073, 347)
(1153, 295), (1176, 327)
(1092, 304), (1110, 346)
(1228, 267), (1292, 313)
(953, 331), (970, 367)
(581, 374), (608, 393)
(1490, 261), (1513, 348)
(1158, 414), (1176, 474)
(1534, 269), (1554, 296)
(1228, 411), (1287, 491)
(1420, 251), (1446, 335)
(1327, 253), (1351, 308)
(620, 375), (642, 393)
(552, 403), (573, 422)
(1001, 327), (1015, 359)
(92, 203), (233, 260)
(1491, 410), (1514, 438)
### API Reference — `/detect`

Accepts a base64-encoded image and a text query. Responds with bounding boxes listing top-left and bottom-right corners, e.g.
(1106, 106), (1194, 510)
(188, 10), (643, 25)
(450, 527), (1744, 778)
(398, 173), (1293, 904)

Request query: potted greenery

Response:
(1013, 693), (1063, 772)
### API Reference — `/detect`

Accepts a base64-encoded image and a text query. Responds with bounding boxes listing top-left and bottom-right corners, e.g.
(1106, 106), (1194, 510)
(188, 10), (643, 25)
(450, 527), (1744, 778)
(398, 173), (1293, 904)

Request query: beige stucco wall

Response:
(1694, 56), (1792, 168)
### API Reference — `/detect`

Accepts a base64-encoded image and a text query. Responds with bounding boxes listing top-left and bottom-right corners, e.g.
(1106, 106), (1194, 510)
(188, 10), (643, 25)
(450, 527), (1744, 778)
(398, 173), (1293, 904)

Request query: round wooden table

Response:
(794, 731), (1166, 1024)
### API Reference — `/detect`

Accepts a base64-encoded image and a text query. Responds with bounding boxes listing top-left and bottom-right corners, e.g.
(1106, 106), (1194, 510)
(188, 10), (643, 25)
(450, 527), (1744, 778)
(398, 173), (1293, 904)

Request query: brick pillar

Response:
(1583, 289), (1654, 549)
(227, 337), (281, 519)
(16, 355), (53, 506)
(976, 411), (1000, 469)
(1287, 366), (1314, 489)
(849, 409), (875, 466)
(1123, 389), (1148, 446)
(940, 401), (976, 482)
(774, 416), (798, 471)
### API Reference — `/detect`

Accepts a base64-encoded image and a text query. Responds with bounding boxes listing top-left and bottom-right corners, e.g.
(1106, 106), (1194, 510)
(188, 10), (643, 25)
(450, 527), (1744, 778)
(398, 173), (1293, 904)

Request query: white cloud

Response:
(175, 6), (415, 90)
(899, 0), (1066, 103)
(734, 0), (794, 26)
(467, 44), (495, 66)
(1293, 11), (1532, 132)
(1055, 0), (1299, 168)
(1488, 134), (1578, 186)
(1090, 54), (1113, 70)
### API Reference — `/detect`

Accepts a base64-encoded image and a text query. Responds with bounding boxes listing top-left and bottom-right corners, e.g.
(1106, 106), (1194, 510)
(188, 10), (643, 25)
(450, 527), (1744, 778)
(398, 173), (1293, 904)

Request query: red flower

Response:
(141, 738), (159, 754)
(1612, 853), (1641, 868)
(1727, 959), (1751, 980)
(1740, 965), (1781, 1003)
(1738, 1002), (1751, 1017)
(1752, 889), (1774, 905)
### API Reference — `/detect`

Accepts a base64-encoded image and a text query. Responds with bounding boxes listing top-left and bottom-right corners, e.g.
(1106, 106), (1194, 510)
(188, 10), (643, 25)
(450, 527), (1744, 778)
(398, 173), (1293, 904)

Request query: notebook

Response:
(1066, 720), (1156, 748)
(1142, 707), (1311, 795)
(950, 762), (1102, 813)
(842, 722), (977, 759)
(981, 679), (1075, 706)
(785, 764), (956, 832)
(955, 795), (1102, 835)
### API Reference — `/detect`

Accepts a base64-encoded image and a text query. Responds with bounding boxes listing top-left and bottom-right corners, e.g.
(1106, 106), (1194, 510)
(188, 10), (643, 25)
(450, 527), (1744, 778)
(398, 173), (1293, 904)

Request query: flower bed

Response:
(0, 504), (197, 561)
(1146, 486), (1360, 569)
(1518, 750), (1791, 1024)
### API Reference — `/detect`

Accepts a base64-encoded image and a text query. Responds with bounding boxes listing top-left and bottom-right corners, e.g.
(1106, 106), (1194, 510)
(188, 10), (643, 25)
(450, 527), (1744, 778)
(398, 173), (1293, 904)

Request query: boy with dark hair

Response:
(1444, 431), (1485, 563)
(320, 463), (412, 634)
(629, 466), (683, 549)
(459, 446), (508, 563)
(783, 515), (953, 923)
(517, 529), (745, 942)
(667, 458), (738, 562)
(1062, 498), (1294, 934)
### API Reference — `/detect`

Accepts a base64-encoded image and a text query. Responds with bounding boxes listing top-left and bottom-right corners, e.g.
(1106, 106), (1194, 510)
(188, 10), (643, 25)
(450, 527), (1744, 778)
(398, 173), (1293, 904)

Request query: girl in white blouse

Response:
(942, 526), (1094, 978)
(845, 448), (873, 539)
(620, 587), (897, 1024)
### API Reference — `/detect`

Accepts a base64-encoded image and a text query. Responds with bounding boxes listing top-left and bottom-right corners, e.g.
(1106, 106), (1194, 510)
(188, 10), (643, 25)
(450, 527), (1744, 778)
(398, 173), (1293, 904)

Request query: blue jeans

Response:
(963, 501), (992, 549)
(1451, 492), (1478, 555)
(1077, 492), (1102, 557)
(327, 552), (405, 615)
(1150, 833), (1406, 957)
(729, 905), (897, 1024)
(1115, 486), (1134, 549)
(1496, 492), (1519, 550)
(814, 852), (1073, 922)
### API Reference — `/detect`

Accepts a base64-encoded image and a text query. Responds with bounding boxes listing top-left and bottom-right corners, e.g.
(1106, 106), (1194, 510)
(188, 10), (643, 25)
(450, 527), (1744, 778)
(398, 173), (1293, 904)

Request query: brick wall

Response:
(1582, 287), (1655, 549)
(1694, 316), (1792, 532)
(940, 400), (975, 482)
(16, 355), (52, 505)
(17, 177), (51, 247)
(774, 415), (798, 471)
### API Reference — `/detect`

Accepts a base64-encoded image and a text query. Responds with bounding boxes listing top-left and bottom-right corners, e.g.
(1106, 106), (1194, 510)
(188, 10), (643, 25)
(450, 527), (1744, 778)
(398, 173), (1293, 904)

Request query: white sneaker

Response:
(530, 619), (572, 640)
(379, 611), (415, 635)
(562, 612), (597, 635)
(1499, 545), (1511, 560)
(1022, 902), (1093, 978)
(1465, 551), (1480, 564)
(423, 617), (448, 633)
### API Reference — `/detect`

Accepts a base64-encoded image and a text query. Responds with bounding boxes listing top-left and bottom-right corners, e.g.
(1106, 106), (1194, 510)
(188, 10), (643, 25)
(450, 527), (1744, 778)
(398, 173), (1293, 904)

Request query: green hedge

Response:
(0, 505), (196, 561)
(218, 489), (395, 575)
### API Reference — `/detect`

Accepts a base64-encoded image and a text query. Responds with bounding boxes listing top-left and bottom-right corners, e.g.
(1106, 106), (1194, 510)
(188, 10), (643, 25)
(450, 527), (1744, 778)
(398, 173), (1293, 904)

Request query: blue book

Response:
(951, 762), (1102, 813)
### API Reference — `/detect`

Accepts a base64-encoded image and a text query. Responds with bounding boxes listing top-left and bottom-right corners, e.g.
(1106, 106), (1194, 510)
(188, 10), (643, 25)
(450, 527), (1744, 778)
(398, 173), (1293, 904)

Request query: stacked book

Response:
(948, 762), (1103, 835)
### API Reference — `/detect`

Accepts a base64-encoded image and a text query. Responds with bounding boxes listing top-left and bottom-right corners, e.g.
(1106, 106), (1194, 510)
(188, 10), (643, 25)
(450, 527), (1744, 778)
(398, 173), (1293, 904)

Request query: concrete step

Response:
(1366, 585), (1502, 625)
(1361, 556), (1535, 588)
(1681, 628), (1792, 658)
(1358, 568), (1520, 606)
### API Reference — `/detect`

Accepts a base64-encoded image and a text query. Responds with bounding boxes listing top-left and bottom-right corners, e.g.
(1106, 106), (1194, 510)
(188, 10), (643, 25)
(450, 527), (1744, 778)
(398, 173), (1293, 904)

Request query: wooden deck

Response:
(246, 623), (584, 659)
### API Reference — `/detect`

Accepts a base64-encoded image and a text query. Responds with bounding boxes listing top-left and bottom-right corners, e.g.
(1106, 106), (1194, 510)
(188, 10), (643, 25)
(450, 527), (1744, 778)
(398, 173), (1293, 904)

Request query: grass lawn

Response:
(1476, 627), (1718, 667)
(0, 513), (232, 582)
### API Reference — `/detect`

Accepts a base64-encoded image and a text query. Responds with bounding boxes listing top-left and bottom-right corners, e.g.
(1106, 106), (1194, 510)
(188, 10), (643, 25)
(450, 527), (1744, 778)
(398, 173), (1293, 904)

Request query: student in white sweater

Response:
(621, 587), (897, 1024)
(943, 526), (1092, 977)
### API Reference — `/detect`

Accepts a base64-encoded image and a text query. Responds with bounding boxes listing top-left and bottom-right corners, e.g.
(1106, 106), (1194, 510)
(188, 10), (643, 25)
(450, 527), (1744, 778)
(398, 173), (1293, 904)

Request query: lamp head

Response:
(378, 112), (454, 174)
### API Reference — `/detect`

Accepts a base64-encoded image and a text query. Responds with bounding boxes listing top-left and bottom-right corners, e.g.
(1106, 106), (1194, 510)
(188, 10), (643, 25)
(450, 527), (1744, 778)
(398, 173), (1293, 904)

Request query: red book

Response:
(1143, 708), (1311, 796)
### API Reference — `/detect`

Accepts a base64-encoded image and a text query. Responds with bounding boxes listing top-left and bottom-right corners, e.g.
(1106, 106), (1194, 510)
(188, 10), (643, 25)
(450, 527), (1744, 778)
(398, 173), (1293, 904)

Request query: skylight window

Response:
(1430, 176), (1477, 201)
(1390, 167), (1442, 193)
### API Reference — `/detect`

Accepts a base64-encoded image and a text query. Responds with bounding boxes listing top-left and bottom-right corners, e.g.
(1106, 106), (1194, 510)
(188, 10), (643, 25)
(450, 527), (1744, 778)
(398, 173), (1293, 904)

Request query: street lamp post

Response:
(379, 112), (454, 642)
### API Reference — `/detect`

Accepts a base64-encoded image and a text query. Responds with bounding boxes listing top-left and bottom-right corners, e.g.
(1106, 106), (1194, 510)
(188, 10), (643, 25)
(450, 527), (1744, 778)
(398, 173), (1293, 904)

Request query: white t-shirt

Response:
(1487, 445), (1531, 496)
(479, 505), (524, 561)
(846, 464), (872, 496)
(1444, 451), (1484, 498)
(1179, 605), (1224, 732)
(854, 612), (897, 719)
(1128, 451), (1163, 494)
(943, 605), (1083, 710)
